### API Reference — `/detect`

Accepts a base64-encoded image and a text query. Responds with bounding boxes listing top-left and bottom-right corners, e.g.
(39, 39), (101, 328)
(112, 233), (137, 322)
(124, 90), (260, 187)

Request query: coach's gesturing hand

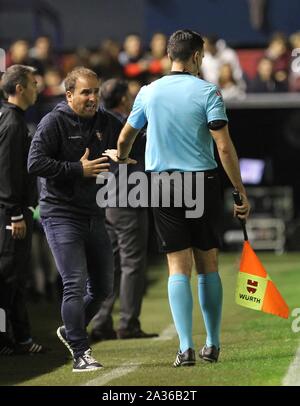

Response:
(80, 148), (110, 177)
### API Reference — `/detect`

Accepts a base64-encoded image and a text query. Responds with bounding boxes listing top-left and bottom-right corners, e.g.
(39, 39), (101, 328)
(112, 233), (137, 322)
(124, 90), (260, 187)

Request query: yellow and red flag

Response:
(235, 241), (289, 319)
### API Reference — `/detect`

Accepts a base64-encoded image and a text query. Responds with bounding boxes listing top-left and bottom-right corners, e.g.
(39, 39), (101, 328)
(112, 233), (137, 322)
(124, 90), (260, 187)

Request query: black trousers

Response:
(0, 208), (33, 343)
(92, 208), (149, 332)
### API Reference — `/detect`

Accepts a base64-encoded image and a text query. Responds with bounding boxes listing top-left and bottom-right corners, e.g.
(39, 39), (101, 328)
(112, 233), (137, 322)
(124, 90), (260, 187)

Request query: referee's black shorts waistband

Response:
(155, 168), (219, 176)
(148, 169), (219, 185)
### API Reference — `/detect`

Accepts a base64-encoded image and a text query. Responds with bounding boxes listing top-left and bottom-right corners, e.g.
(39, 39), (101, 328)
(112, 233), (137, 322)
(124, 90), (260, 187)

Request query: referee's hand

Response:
(103, 149), (137, 164)
(12, 219), (27, 240)
(80, 148), (110, 177)
(233, 192), (251, 221)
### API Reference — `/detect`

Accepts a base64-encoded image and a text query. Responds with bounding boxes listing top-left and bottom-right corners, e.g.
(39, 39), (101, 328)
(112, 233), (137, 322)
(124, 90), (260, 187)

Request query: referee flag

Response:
(232, 190), (289, 319)
(235, 241), (289, 319)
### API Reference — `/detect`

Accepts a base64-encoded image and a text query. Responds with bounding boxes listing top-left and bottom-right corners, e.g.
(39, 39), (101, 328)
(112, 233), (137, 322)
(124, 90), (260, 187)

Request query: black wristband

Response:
(117, 156), (127, 161)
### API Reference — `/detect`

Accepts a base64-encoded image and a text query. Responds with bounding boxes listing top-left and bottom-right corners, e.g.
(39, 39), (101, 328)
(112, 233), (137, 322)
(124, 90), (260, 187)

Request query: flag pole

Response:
(233, 190), (289, 318)
(232, 190), (248, 241)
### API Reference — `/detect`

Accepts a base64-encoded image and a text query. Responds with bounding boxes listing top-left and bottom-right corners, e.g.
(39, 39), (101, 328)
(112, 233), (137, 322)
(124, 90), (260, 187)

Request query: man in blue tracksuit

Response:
(28, 67), (122, 372)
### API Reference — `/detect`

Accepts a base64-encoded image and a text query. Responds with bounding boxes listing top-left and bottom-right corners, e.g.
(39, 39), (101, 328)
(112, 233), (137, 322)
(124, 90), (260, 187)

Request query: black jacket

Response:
(28, 101), (122, 218)
(0, 102), (37, 221)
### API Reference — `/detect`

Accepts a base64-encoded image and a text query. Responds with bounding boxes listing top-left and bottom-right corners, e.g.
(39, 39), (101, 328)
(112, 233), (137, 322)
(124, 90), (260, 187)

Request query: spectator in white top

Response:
(201, 35), (245, 90)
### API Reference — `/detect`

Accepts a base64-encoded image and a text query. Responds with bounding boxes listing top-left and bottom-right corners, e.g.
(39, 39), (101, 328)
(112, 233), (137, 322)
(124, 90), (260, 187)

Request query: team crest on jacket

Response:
(96, 131), (103, 141)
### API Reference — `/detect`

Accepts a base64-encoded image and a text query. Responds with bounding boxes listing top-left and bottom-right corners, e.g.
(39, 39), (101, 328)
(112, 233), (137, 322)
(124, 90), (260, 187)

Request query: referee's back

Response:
(129, 73), (228, 172)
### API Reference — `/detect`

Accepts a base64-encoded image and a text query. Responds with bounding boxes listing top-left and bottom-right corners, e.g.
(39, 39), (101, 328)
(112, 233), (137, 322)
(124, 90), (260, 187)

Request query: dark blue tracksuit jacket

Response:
(27, 101), (122, 218)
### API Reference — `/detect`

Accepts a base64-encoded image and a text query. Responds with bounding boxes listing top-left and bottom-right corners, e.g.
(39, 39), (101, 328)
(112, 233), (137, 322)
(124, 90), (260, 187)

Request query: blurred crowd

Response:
(1, 30), (300, 303)
(1, 31), (300, 106)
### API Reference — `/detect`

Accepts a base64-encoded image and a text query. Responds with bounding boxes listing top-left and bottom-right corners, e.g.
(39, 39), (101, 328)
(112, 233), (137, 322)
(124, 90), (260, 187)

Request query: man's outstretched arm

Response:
(210, 124), (250, 220)
(118, 123), (140, 160)
(103, 122), (139, 163)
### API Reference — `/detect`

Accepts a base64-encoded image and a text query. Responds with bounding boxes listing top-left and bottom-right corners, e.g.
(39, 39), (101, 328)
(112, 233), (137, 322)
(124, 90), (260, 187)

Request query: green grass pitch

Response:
(1, 252), (299, 386)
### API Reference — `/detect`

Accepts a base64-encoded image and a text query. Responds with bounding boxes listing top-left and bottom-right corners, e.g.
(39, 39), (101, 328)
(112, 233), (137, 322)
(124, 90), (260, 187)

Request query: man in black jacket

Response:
(91, 79), (157, 341)
(0, 64), (46, 355)
(28, 67), (124, 372)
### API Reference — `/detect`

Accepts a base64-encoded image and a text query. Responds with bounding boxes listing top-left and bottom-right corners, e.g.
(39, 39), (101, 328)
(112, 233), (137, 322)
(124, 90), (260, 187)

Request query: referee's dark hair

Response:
(1, 64), (36, 96)
(100, 78), (128, 110)
(167, 29), (204, 62)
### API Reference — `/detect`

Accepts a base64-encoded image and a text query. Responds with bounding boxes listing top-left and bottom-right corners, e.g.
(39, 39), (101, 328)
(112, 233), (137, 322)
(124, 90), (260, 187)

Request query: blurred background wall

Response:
(145, 0), (300, 46)
(0, 0), (145, 50)
(1, 0), (300, 50)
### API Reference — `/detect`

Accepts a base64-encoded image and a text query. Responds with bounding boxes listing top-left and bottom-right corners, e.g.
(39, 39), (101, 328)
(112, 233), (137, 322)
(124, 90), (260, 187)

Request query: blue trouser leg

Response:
(84, 216), (114, 325)
(42, 216), (113, 358)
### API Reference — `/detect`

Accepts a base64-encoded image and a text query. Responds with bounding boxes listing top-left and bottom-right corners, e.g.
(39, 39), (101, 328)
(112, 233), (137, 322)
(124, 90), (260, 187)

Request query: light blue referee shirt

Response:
(127, 72), (228, 172)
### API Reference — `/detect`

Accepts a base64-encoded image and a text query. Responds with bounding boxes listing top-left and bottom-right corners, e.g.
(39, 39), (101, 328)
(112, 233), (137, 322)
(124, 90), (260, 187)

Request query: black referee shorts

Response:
(152, 170), (223, 253)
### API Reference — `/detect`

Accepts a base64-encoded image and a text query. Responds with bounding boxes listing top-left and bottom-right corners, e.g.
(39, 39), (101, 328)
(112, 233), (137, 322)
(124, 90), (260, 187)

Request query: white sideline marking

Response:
(84, 325), (176, 386)
(84, 362), (141, 386)
(282, 344), (300, 386)
(154, 323), (176, 341)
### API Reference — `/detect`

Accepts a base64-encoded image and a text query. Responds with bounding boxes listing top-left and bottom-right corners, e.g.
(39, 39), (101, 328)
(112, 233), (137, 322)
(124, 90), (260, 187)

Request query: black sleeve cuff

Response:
(208, 120), (227, 131)
(70, 161), (83, 177)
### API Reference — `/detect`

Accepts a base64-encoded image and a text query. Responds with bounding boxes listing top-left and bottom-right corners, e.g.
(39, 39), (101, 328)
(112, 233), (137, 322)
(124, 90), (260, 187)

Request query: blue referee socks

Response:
(198, 272), (223, 348)
(168, 274), (194, 352)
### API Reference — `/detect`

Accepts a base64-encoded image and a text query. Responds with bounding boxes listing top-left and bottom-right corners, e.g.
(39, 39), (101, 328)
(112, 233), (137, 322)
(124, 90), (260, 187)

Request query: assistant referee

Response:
(104, 29), (250, 367)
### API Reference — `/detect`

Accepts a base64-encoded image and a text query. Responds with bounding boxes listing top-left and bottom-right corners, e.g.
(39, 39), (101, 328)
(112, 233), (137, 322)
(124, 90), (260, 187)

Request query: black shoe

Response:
(15, 340), (48, 355)
(173, 348), (196, 367)
(0, 343), (15, 355)
(117, 328), (159, 339)
(73, 349), (103, 372)
(90, 329), (117, 342)
(199, 345), (220, 362)
(57, 326), (73, 357)
(0, 335), (15, 356)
